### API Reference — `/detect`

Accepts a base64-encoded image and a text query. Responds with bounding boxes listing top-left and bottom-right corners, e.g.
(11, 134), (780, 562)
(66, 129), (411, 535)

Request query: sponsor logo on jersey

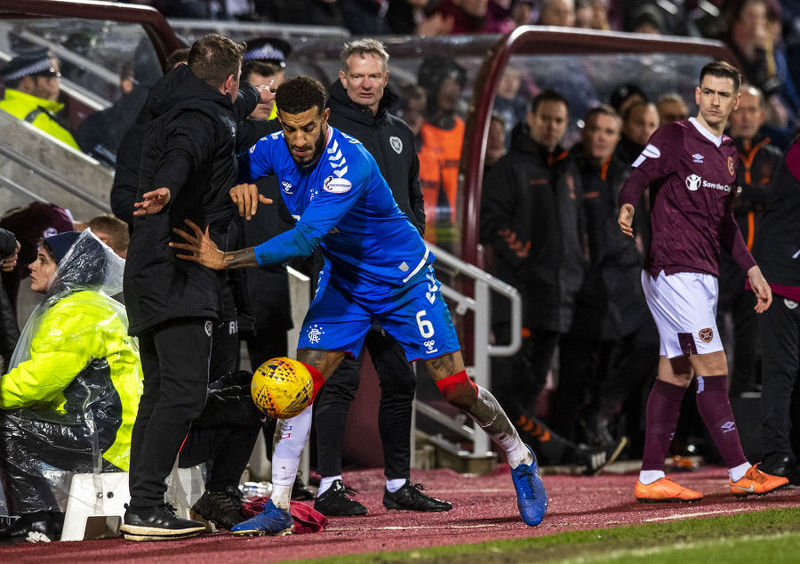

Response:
(785, 299), (798, 310)
(281, 180), (293, 194)
(686, 174), (702, 191)
(692, 153), (704, 163)
(307, 324), (324, 344)
(685, 175), (730, 193)
(323, 175), (352, 194)
(721, 420), (736, 433)
(728, 155), (735, 176)
(698, 327), (714, 343)
(423, 340), (438, 354)
(389, 136), (403, 154)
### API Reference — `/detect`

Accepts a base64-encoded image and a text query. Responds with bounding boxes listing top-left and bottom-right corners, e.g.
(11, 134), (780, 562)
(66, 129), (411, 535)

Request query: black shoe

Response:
(577, 436), (628, 476)
(314, 480), (367, 516)
(0, 511), (62, 543)
(121, 503), (206, 539)
(191, 485), (245, 530)
(291, 475), (315, 501)
(383, 482), (452, 512)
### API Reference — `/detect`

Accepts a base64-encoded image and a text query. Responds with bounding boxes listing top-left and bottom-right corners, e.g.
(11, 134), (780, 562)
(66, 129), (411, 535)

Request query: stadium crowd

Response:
(0, 0), (797, 544)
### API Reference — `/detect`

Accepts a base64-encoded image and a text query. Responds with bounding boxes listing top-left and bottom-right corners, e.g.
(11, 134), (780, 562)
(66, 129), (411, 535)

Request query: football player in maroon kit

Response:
(617, 61), (788, 502)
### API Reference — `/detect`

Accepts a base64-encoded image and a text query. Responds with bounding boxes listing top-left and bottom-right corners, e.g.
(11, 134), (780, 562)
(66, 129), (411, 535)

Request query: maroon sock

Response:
(641, 379), (688, 471)
(695, 375), (747, 468)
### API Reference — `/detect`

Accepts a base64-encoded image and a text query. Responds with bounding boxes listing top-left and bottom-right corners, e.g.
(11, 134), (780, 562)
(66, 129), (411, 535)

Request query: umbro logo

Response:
(692, 153), (704, 163)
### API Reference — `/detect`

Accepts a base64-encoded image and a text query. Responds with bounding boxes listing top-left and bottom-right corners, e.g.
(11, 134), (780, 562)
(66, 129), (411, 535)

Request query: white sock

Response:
(271, 483), (292, 510)
(729, 462), (751, 482)
(386, 478), (407, 493)
(638, 470), (666, 484)
(271, 406), (313, 510)
(317, 475), (342, 497)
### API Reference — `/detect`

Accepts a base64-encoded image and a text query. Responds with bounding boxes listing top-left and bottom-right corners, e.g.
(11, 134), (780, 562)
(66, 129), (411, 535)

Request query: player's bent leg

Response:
(426, 352), (547, 526)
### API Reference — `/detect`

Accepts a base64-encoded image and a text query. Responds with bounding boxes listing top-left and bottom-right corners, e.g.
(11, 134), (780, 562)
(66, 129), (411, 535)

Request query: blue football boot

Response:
(510, 445), (548, 526)
(230, 499), (293, 536)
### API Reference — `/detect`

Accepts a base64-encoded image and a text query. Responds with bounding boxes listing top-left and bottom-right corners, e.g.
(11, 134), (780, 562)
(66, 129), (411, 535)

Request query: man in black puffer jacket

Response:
(481, 89), (598, 471)
(311, 39), (451, 517)
(121, 33), (272, 540)
(552, 106), (657, 456)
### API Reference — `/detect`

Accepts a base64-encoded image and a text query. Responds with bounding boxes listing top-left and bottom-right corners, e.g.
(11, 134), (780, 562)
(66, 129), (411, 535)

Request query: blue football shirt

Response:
(244, 126), (431, 298)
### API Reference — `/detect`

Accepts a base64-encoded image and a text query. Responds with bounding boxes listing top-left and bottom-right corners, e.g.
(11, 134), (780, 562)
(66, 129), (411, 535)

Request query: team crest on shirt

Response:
(389, 136), (403, 154)
(698, 327), (714, 343)
(323, 175), (352, 194)
(727, 156), (735, 176)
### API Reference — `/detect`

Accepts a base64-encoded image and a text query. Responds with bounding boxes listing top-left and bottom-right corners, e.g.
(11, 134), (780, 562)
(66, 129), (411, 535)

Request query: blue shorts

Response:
(298, 264), (460, 361)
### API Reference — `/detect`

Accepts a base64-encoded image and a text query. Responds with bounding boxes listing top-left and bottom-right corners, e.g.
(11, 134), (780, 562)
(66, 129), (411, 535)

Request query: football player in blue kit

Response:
(166, 75), (546, 533)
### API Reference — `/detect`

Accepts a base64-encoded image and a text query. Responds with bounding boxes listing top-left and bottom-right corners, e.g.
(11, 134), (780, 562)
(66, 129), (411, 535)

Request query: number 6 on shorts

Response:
(416, 310), (435, 338)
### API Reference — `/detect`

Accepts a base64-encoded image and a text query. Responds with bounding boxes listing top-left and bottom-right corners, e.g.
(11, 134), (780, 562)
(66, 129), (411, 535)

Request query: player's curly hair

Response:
(275, 75), (326, 115)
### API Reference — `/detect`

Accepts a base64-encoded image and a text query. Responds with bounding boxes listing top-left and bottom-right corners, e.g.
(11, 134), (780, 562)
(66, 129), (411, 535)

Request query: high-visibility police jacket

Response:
(0, 88), (80, 150)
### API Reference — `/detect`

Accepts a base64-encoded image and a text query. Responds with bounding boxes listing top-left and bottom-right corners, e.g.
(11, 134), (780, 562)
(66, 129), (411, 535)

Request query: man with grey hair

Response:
(310, 37), (450, 517)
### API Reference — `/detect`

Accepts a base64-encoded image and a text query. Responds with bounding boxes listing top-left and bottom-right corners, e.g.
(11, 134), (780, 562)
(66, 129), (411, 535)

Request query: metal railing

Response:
(417, 243), (522, 458)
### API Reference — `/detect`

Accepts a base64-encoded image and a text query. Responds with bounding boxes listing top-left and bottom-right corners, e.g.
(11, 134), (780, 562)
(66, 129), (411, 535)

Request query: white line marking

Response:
(643, 507), (750, 522)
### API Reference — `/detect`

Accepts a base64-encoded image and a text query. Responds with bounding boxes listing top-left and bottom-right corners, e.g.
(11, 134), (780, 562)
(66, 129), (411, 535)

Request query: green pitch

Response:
(295, 507), (800, 563)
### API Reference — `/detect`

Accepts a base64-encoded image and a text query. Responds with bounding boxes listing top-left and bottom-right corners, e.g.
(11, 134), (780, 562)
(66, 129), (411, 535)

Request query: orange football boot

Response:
(635, 476), (703, 502)
(729, 464), (789, 497)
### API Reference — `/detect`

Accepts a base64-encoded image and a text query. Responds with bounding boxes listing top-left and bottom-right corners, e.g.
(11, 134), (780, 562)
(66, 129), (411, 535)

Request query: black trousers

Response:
(179, 369), (261, 491)
(490, 326), (559, 423)
(553, 330), (658, 443)
(759, 295), (800, 466)
(314, 328), (415, 480)
(718, 276), (760, 395)
(244, 325), (289, 372)
(129, 319), (212, 508)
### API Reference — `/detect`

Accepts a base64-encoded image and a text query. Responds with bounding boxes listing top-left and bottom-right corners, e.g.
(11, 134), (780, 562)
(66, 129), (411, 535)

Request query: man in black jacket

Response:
(552, 106), (657, 456)
(719, 85), (782, 396)
(120, 34), (272, 540)
(481, 90), (608, 472)
(754, 134), (800, 484)
(312, 38), (450, 516)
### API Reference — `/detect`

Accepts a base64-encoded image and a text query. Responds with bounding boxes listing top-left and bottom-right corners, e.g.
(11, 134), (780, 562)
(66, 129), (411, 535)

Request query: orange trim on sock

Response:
(300, 361), (326, 404)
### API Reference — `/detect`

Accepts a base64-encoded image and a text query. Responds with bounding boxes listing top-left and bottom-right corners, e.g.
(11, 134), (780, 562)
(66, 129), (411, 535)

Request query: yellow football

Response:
(251, 357), (313, 419)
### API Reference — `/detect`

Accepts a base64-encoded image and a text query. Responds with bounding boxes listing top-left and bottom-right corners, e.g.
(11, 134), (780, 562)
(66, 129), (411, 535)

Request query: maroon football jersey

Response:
(619, 118), (756, 278)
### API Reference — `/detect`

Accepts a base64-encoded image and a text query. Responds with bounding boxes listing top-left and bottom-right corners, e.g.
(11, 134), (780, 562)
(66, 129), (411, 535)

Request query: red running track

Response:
(2, 466), (799, 563)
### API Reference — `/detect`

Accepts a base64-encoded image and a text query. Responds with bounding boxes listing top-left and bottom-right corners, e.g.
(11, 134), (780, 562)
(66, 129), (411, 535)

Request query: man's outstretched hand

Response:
(747, 265), (773, 313)
(133, 187), (171, 216)
(617, 203), (635, 238)
(230, 183), (273, 220)
(170, 219), (227, 270)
